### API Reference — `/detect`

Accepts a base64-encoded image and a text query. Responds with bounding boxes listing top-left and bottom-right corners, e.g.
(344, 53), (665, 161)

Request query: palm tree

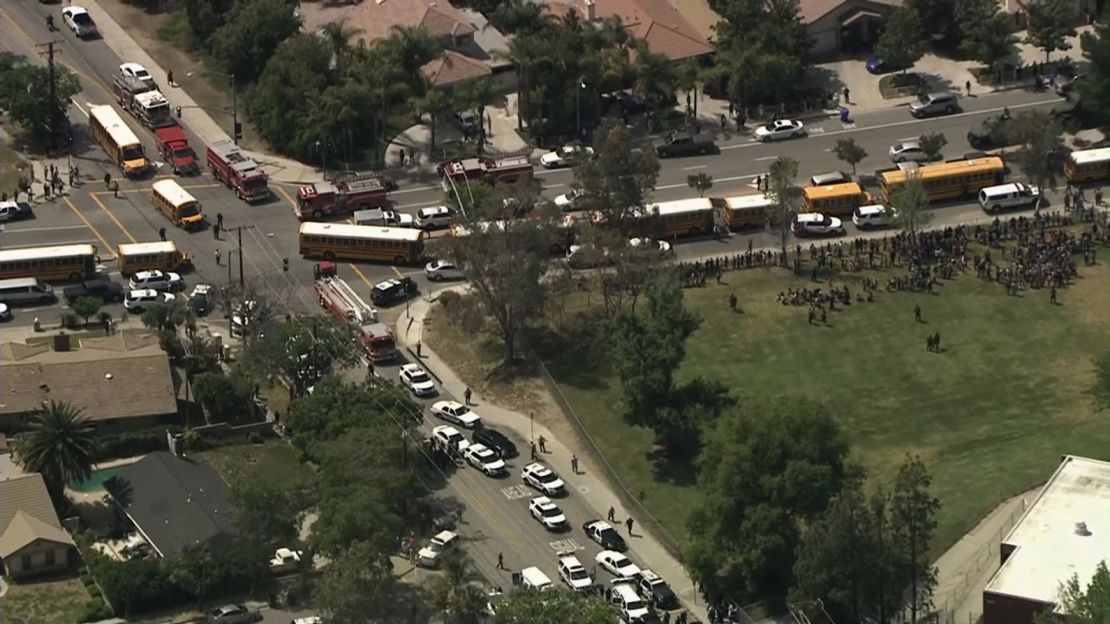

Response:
(15, 400), (98, 499)
(426, 555), (488, 624)
(496, 34), (546, 131)
(386, 25), (443, 91)
(632, 42), (677, 113)
(321, 19), (362, 79)
(417, 89), (453, 151)
(676, 60), (703, 115)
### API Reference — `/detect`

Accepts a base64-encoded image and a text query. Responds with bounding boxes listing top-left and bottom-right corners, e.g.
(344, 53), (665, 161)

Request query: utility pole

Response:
(224, 224), (257, 288)
(36, 41), (65, 150)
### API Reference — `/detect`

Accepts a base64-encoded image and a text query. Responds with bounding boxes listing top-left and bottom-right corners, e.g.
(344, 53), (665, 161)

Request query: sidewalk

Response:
(397, 288), (708, 621)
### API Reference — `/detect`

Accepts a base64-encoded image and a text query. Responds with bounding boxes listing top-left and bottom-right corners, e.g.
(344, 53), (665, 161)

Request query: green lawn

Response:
(534, 241), (1110, 553)
(198, 438), (307, 490)
(1, 576), (90, 624)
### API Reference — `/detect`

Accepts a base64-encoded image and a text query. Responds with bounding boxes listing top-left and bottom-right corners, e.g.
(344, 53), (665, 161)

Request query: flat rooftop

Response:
(984, 455), (1110, 608)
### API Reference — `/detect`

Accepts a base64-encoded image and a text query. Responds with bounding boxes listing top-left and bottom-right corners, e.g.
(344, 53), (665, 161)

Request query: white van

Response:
(0, 278), (55, 306)
(416, 530), (458, 568)
(415, 205), (456, 230)
(608, 582), (650, 620)
(520, 566), (554, 591)
(852, 204), (891, 229)
(978, 183), (1041, 213)
(809, 171), (851, 186)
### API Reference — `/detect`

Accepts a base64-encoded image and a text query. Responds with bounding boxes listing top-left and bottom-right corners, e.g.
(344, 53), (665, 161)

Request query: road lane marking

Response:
(656, 183), (686, 190)
(61, 196), (115, 252)
(392, 184), (440, 195)
(1, 224), (93, 233)
(549, 538), (584, 552)
(681, 165), (707, 171)
(87, 192), (138, 243)
(395, 199), (445, 210)
(754, 156), (777, 162)
(0, 239), (101, 248)
(542, 184), (565, 190)
(501, 485), (533, 500)
(716, 98), (1061, 152)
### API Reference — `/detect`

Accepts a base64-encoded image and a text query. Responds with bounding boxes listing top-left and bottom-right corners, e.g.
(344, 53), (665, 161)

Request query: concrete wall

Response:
(4, 541), (74, 579)
(982, 591), (1053, 624)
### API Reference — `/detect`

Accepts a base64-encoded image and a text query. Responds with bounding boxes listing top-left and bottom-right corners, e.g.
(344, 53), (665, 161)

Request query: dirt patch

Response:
(423, 305), (578, 446)
(93, 0), (265, 150)
(0, 132), (32, 195)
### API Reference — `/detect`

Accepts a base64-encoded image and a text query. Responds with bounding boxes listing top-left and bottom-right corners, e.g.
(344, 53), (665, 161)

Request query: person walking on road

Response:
(914, 304), (922, 323)
(966, 80), (972, 95)
(159, 227), (167, 242)
(571, 454), (579, 474)
(607, 506), (616, 522)
(497, 553), (504, 570)
(216, 212), (224, 230)
(215, 248), (222, 266)
(464, 387), (472, 405)
(104, 172), (111, 189)
(111, 180), (119, 198)
(538, 435), (547, 453)
(530, 441), (537, 460)
(625, 517), (634, 535)
(213, 222), (220, 240)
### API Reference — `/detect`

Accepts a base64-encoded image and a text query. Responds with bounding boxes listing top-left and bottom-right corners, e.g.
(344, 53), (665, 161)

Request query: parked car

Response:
(554, 188), (590, 212)
(370, 277), (417, 306)
(431, 400), (481, 428)
(653, 131), (715, 157)
(865, 54), (889, 74)
(0, 303), (10, 322)
(415, 205), (456, 229)
(540, 145), (595, 169)
(207, 604), (256, 624)
(522, 462), (565, 496)
(888, 140), (931, 163)
(123, 289), (175, 312)
(431, 425), (469, 455)
(754, 119), (806, 142)
(424, 259), (464, 281)
(268, 547), (302, 574)
(63, 278), (124, 304)
(399, 363), (437, 397)
(452, 111), (480, 134)
(0, 200), (32, 222)
(417, 530), (459, 568)
(637, 569), (678, 610)
(129, 269), (183, 292)
(119, 62), (155, 87)
(596, 550), (641, 578)
(583, 520), (627, 551)
(558, 554), (594, 591)
(472, 427), (518, 458)
(188, 284), (212, 315)
(529, 496), (568, 531)
(464, 443), (508, 477)
(909, 91), (959, 118)
(792, 212), (845, 237)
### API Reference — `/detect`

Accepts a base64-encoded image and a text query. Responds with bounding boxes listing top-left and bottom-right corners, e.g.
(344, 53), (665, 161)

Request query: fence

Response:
(532, 356), (685, 559)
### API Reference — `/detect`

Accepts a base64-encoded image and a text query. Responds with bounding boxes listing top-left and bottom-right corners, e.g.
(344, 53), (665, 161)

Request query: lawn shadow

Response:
(528, 321), (610, 391)
(645, 444), (699, 488)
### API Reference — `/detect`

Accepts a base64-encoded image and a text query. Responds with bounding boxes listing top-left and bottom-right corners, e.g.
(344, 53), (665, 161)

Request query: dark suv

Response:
(63, 278), (124, 304)
(473, 427), (518, 458)
(370, 277), (418, 306)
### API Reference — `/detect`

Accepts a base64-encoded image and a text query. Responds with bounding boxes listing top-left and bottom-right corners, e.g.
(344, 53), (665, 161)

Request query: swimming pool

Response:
(69, 467), (123, 493)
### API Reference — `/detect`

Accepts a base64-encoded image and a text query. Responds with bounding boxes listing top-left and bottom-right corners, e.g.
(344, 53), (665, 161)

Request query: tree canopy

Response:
(875, 7), (927, 73)
(1078, 20), (1110, 124)
(493, 588), (615, 623)
(574, 122), (660, 236)
(0, 58), (82, 144)
(14, 400), (98, 499)
(685, 398), (857, 601)
(1024, 0), (1078, 61)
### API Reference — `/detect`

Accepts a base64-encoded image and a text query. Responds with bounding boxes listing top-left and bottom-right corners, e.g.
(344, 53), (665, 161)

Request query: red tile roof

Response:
(556, 0), (715, 60)
(420, 49), (493, 86)
(301, 0), (476, 46)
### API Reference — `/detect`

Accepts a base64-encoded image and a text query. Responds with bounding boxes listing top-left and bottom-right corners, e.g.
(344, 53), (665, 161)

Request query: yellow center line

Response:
(86, 192), (138, 243)
(62, 196), (115, 255)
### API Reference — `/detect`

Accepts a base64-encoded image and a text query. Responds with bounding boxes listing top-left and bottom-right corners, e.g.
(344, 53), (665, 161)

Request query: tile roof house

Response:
(300, 0), (512, 88)
(0, 473), (77, 579)
(0, 333), (178, 433)
(104, 451), (237, 558)
(800, 0), (903, 56)
(546, 0), (717, 61)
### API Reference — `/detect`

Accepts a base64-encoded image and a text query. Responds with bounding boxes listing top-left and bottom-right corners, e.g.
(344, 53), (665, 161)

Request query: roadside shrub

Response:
(79, 597), (112, 622)
(60, 313), (82, 330)
(437, 290), (461, 309)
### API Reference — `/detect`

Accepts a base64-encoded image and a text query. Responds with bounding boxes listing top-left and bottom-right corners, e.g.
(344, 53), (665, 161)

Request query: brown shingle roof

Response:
(799, 0), (902, 24)
(301, 0), (476, 47)
(420, 49), (493, 86)
(0, 473), (74, 558)
(566, 0), (715, 60)
(0, 342), (176, 423)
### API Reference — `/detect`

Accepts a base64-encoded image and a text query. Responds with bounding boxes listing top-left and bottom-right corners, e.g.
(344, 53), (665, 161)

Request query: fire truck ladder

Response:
(317, 277), (377, 325)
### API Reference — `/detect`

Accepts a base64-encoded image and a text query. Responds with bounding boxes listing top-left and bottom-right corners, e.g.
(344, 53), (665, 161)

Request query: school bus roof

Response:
(723, 194), (775, 210)
(0, 244), (98, 263)
(88, 105), (142, 148)
(118, 241), (180, 256)
(299, 222), (424, 242)
(151, 179), (198, 207)
(880, 156), (1005, 184)
(802, 182), (866, 198)
(1068, 148), (1110, 166)
(638, 197), (720, 217)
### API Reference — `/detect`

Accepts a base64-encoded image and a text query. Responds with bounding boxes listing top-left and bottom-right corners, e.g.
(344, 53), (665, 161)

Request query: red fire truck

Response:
(154, 125), (199, 176)
(438, 155), (534, 191)
(295, 175), (390, 221)
(112, 75), (173, 129)
(206, 139), (271, 203)
(313, 274), (399, 363)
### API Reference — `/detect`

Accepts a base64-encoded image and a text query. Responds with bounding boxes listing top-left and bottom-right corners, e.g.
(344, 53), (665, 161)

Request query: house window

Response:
(45, 549), (56, 566)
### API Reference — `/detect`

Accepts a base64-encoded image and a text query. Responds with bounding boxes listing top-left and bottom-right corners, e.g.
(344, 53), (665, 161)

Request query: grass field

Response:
(1, 576), (90, 624)
(199, 438), (307, 490)
(532, 242), (1110, 553)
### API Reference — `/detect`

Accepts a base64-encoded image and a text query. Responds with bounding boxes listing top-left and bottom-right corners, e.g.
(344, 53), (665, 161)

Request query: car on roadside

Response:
(627, 237), (672, 256)
(370, 277), (417, 306)
(888, 140), (931, 163)
(63, 278), (124, 304)
(0, 200), (32, 222)
(464, 443), (507, 477)
(540, 145), (595, 169)
(529, 496), (568, 531)
(452, 110), (480, 135)
(431, 400), (481, 428)
(417, 530), (459, 568)
(62, 6), (99, 38)
(754, 119), (805, 142)
(583, 520), (627, 551)
(119, 62), (155, 88)
(909, 91), (959, 118)
(187, 284), (212, 316)
(129, 269), (183, 292)
(554, 188), (590, 212)
(596, 550), (641, 578)
(415, 205), (456, 230)
(424, 259), (464, 282)
(399, 363), (437, 397)
(432, 425), (470, 456)
(792, 212), (845, 237)
(123, 289), (175, 312)
(558, 554), (594, 591)
(207, 604), (255, 624)
(473, 427), (518, 458)
(866, 54), (889, 74)
(0, 303), (11, 322)
(522, 462), (566, 496)
(636, 569), (678, 610)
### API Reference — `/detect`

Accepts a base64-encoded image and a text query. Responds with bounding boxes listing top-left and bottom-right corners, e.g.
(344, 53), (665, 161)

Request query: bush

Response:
(93, 427), (183, 462)
(437, 290), (461, 309)
(79, 597), (112, 622)
(60, 313), (82, 329)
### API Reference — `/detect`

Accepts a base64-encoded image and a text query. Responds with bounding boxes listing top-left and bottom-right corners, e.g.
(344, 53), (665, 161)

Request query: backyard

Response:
(433, 234), (1110, 554)
(1, 577), (90, 624)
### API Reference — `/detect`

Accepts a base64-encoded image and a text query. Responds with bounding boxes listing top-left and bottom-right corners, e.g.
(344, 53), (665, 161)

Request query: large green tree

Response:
(890, 454), (941, 624)
(686, 398), (857, 601)
(210, 0), (302, 84)
(0, 61), (81, 144)
(890, 171), (932, 244)
(711, 0), (811, 108)
(875, 7), (927, 73)
(1039, 561), (1110, 624)
(240, 316), (361, 397)
(574, 121), (660, 236)
(1078, 19), (1110, 123)
(231, 478), (304, 550)
(1010, 109), (1064, 200)
(426, 555), (489, 624)
(834, 138), (867, 175)
(315, 541), (405, 624)
(192, 372), (251, 424)
(1025, 0), (1078, 61)
(768, 155), (799, 265)
(493, 588), (615, 623)
(14, 400), (98, 499)
(907, 0), (957, 45)
(956, 0), (1019, 70)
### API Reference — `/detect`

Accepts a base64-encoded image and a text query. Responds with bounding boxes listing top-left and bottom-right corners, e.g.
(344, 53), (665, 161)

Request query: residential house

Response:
(300, 0), (514, 90)
(0, 473), (77, 579)
(801, 0), (902, 56)
(543, 0), (716, 61)
(104, 451), (237, 558)
(0, 332), (178, 433)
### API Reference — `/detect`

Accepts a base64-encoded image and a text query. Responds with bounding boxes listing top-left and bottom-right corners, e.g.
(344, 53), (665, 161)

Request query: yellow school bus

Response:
(89, 105), (148, 177)
(117, 241), (193, 276)
(802, 182), (873, 217)
(880, 157), (1006, 204)
(151, 179), (206, 230)
(1064, 148), (1110, 184)
(722, 193), (774, 229)
(632, 197), (725, 239)
(298, 222), (426, 265)
(0, 244), (100, 282)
